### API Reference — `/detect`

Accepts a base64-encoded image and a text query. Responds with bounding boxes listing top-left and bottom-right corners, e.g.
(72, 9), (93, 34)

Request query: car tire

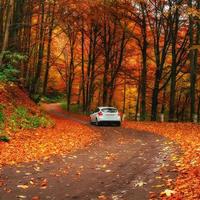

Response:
(117, 122), (121, 126)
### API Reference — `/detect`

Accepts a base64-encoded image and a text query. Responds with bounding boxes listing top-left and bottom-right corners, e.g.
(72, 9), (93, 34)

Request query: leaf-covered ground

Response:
(0, 83), (39, 116)
(125, 122), (200, 200)
(1, 83), (199, 199)
(0, 84), (100, 166)
(0, 116), (100, 166)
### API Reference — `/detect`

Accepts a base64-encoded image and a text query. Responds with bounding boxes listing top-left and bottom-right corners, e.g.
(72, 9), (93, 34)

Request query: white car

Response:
(90, 107), (121, 126)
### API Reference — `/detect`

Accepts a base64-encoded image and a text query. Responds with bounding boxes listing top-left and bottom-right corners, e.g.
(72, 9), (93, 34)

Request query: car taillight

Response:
(118, 112), (121, 116)
(98, 112), (103, 116)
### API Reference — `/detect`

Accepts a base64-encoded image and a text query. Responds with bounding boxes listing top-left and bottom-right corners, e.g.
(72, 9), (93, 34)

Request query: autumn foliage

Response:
(0, 117), (100, 166)
(0, 84), (100, 166)
(125, 122), (200, 199)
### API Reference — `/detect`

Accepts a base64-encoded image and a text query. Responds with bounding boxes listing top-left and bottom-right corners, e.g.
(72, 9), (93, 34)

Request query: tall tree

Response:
(0, 0), (14, 66)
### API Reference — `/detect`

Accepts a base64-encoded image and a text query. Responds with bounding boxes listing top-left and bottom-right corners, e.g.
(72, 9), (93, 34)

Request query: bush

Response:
(0, 51), (27, 82)
(0, 135), (10, 142)
(9, 106), (54, 130)
(60, 102), (83, 113)
(0, 64), (19, 82)
(41, 91), (65, 103)
(30, 94), (41, 103)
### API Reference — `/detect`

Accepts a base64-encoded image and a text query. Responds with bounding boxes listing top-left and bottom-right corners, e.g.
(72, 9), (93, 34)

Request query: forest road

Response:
(0, 104), (181, 200)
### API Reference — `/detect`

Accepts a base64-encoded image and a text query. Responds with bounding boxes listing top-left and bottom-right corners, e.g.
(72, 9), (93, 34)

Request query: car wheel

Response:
(117, 122), (121, 126)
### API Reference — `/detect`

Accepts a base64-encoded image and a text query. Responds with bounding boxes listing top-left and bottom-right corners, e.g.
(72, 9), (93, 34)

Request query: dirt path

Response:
(0, 104), (181, 200)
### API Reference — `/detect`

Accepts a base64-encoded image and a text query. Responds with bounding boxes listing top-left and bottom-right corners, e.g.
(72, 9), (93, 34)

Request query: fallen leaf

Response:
(98, 195), (107, 200)
(31, 196), (40, 200)
(17, 195), (27, 199)
(160, 189), (175, 197)
(40, 178), (48, 189)
(17, 184), (29, 189)
(135, 181), (146, 187)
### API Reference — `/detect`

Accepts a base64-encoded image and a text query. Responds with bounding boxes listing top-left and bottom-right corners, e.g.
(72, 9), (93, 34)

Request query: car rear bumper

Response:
(98, 120), (121, 123)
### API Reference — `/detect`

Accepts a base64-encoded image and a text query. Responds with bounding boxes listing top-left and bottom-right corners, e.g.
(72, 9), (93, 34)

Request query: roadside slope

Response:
(0, 84), (100, 166)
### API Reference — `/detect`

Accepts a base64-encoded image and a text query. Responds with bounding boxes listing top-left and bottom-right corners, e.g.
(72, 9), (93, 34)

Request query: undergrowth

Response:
(9, 106), (54, 131)
(0, 104), (10, 142)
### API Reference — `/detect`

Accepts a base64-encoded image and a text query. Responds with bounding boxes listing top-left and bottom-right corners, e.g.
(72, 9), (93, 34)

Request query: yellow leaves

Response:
(187, 7), (200, 19)
(152, 184), (165, 188)
(17, 195), (27, 199)
(17, 184), (29, 189)
(134, 181), (146, 187)
(34, 166), (41, 172)
(189, 45), (200, 51)
(160, 189), (175, 197)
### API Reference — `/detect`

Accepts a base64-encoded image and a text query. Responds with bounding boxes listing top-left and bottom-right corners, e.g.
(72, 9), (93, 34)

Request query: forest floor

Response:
(0, 95), (200, 199)
(0, 103), (182, 200)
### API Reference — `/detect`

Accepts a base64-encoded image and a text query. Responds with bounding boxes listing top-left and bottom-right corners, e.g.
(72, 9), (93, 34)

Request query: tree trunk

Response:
(122, 73), (126, 114)
(0, 0), (14, 67)
(67, 45), (75, 112)
(31, 0), (45, 94)
(43, 0), (55, 95)
(188, 0), (198, 121)
(151, 70), (160, 121)
(198, 97), (200, 123)
(140, 3), (147, 121)
(81, 19), (86, 112)
(135, 83), (141, 121)
(85, 28), (92, 112)
(169, 9), (179, 121)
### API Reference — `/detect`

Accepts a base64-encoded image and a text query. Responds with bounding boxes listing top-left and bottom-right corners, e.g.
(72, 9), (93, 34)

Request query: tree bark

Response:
(188, 5), (196, 121)
(169, 8), (179, 121)
(140, 3), (147, 121)
(0, 0), (14, 67)
(31, 0), (45, 94)
(43, 0), (56, 95)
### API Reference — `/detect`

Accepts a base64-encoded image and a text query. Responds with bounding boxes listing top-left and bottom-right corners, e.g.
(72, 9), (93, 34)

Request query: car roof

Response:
(98, 107), (117, 109)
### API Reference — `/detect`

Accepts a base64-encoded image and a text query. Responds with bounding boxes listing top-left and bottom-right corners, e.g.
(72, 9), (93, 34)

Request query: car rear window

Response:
(101, 108), (117, 113)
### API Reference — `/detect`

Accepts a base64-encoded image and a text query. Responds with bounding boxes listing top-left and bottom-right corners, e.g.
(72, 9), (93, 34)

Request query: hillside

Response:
(0, 83), (39, 116)
(0, 83), (100, 166)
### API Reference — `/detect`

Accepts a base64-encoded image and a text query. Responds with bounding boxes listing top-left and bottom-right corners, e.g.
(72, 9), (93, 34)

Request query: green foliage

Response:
(0, 105), (8, 142)
(9, 106), (53, 130)
(0, 104), (4, 123)
(0, 135), (10, 143)
(41, 91), (65, 103)
(0, 51), (27, 82)
(60, 102), (82, 113)
(60, 102), (68, 111)
(30, 94), (41, 103)
(0, 64), (19, 82)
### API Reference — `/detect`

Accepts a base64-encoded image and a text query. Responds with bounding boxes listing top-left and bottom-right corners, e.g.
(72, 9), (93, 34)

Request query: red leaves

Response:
(0, 179), (4, 187)
(31, 196), (40, 200)
(40, 178), (48, 189)
(125, 122), (200, 199)
(0, 116), (100, 166)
